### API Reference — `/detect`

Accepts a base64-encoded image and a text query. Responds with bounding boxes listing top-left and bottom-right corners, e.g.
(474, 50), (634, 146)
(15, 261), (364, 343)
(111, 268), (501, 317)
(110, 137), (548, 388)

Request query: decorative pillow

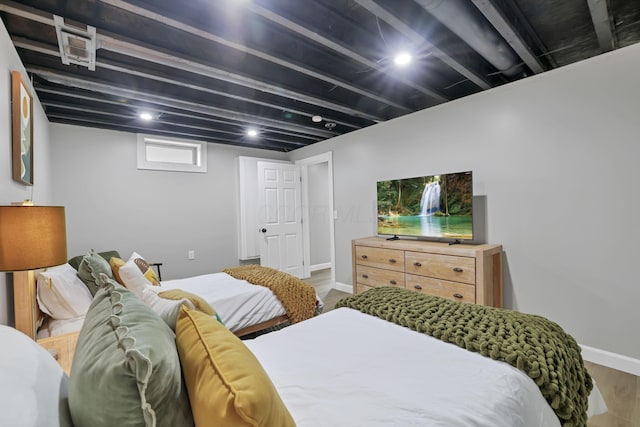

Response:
(159, 288), (224, 325)
(68, 250), (120, 271)
(175, 307), (295, 427)
(76, 250), (114, 296)
(36, 263), (93, 320)
(141, 287), (191, 331)
(0, 325), (73, 427)
(108, 256), (126, 284)
(68, 275), (193, 427)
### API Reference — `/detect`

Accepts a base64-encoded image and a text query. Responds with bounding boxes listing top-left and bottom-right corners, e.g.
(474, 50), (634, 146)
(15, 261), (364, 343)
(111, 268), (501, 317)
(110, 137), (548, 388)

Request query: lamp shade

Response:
(0, 206), (67, 271)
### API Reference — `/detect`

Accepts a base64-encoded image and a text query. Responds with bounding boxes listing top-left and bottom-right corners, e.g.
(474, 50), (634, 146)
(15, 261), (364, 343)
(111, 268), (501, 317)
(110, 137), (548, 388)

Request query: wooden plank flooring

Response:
(306, 269), (640, 426)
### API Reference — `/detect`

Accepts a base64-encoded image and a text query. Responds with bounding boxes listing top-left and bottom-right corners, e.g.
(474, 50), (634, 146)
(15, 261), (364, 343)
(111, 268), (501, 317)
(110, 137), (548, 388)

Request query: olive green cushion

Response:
(68, 250), (120, 271)
(76, 250), (115, 296)
(68, 275), (193, 427)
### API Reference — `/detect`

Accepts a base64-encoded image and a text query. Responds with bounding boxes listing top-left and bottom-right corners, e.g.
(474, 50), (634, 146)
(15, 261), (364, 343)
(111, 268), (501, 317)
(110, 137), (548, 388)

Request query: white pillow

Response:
(117, 253), (151, 299)
(36, 263), (93, 320)
(0, 325), (73, 427)
(118, 253), (194, 329)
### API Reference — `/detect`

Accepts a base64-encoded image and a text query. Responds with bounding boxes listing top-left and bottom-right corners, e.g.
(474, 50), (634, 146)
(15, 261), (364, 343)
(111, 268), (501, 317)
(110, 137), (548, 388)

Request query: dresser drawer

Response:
(356, 265), (405, 288)
(405, 251), (476, 284)
(355, 246), (404, 272)
(356, 283), (375, 295)
(406, 274), (476, 303)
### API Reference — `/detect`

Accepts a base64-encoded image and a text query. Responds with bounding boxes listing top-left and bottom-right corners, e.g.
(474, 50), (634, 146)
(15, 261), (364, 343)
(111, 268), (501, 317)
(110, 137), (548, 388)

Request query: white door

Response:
(257, 161), (303, 277)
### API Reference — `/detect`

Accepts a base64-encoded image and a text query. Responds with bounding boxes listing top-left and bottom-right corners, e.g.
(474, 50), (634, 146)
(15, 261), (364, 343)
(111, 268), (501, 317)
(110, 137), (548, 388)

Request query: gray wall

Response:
(290, 43), (640, 360)
(0, 22), (54, 326)
(51, 124), (287, 280)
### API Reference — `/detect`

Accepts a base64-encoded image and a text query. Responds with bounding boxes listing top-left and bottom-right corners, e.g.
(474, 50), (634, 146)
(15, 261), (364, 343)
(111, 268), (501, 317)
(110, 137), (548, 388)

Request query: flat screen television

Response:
(377, 171), (473, 242)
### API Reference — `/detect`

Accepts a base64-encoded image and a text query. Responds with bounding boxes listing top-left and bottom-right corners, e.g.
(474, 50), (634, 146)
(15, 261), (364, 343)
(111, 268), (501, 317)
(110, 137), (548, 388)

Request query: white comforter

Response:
(158, 272), (286, 332)
(245, 307), (564, 427)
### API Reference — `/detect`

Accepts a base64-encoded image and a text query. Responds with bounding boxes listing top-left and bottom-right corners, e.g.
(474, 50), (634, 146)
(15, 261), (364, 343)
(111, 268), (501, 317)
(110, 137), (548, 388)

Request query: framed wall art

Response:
(12, 70), (34, 186)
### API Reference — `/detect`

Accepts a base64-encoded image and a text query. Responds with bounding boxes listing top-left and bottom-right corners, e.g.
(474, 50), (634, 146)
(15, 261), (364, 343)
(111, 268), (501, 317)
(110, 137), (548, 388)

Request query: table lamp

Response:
(0, 205), (67, 339)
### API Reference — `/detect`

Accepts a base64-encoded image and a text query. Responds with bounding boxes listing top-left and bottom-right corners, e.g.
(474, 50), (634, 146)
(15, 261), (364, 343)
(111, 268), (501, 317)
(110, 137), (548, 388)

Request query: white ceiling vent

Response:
(53, 15), (97, 71)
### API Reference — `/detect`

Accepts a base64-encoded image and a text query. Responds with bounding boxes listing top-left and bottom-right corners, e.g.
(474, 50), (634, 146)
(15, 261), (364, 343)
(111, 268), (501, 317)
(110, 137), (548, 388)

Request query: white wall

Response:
(0, 22), (53, 326)
(290, 43), (640, 360)
(51, 124), (287, 280)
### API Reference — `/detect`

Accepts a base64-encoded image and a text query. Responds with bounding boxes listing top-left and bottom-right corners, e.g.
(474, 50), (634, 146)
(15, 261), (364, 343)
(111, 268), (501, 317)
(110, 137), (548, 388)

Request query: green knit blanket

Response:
(336, 287), (592, 427)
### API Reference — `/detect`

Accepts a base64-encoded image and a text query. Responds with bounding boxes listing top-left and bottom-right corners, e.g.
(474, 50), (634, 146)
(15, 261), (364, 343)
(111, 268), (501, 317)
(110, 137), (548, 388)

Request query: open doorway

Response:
(297, 152), (335, 283)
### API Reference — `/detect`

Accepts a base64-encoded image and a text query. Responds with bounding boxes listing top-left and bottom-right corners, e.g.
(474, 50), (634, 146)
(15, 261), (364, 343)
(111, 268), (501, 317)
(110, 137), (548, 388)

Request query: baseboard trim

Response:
(580, 344), (640, 376)
(332, 282), (353, 293)
(310, 262), (332, 272)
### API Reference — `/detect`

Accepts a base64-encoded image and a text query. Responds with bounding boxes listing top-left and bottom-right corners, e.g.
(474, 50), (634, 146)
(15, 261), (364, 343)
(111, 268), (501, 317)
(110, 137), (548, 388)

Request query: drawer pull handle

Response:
(361, 255), (368, 259)
(453, 267), (463, 273)
(413, 262), (422, 267)
(362, 274), (369, 279)
(390, 280), (397, 285)
(414, 285), (423, 290)
(389, 258), (396, 263)
(453, 293), (463, 299)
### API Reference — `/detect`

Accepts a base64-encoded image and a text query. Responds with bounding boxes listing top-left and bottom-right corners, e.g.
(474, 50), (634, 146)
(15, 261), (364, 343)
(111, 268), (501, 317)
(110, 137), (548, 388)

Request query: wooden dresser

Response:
(352, 237), (503, 307)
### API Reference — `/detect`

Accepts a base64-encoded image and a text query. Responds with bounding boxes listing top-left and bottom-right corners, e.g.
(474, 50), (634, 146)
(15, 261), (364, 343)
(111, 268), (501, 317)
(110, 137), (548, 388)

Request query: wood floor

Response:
(306, 269), (640, 427)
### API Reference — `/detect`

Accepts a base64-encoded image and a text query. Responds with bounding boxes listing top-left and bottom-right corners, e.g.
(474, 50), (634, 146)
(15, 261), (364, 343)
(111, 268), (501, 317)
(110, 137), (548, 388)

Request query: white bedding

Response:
(246, 307), (576, 427)
(151, 272), (286, 333)
(37, 271), (287, 338)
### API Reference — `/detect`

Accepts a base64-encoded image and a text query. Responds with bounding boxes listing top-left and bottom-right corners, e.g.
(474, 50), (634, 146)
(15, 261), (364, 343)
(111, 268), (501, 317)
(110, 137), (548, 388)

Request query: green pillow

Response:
(68, 275), (193, 427)
(68, 250), (120, 271)
(76, 250), (115, 296)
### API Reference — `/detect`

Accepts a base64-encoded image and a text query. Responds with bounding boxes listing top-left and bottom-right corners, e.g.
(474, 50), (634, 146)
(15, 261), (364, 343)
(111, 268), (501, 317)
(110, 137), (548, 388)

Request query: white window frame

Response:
(137, 134), (208, 173)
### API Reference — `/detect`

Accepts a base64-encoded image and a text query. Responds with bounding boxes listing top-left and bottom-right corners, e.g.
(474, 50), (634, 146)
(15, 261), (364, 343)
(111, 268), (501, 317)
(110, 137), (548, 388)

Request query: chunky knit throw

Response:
(223, 265), (316, 324)
(336, 287), (592, 427)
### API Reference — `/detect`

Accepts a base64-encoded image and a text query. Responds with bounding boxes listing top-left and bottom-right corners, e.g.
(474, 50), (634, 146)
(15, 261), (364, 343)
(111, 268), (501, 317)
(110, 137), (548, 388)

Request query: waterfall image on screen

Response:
(377, 171), (473, 240)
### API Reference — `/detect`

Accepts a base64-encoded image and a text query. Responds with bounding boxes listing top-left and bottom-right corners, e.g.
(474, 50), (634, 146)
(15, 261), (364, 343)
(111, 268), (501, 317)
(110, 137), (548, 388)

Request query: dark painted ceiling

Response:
(1, 0), (639, 151)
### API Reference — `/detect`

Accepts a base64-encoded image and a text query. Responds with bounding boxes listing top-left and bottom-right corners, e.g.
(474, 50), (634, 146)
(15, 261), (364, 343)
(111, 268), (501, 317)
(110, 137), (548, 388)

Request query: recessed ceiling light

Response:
(312, 115), (322, 123)
(394, 52), (412, 66)
(247, 129), (258, 137)
(139, 112), (154, 121)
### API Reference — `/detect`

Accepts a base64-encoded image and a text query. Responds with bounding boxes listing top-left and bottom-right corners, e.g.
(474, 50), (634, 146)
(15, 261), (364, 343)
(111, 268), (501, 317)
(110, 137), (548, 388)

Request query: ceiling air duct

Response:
(53, 15), (97, 71)
(414, 0), (524, 77)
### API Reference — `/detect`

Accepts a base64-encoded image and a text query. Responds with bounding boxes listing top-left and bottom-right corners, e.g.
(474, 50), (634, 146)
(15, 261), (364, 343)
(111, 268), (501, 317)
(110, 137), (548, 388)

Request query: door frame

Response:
(296, 152), (335, 281)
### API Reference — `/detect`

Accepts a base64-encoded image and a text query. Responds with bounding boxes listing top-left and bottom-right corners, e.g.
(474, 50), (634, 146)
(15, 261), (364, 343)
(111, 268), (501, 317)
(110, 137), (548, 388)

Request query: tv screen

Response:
(377, 171), (473, 241)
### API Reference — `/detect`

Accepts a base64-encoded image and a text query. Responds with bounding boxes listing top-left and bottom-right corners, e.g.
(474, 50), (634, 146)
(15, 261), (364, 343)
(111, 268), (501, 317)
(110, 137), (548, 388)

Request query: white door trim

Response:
(296, 152), (335, 281)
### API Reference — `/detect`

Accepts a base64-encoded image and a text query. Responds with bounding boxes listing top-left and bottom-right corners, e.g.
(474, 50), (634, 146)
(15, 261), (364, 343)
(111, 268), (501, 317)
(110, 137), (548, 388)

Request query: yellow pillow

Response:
(108, 257), (125, 285)
(159, 288), (223, 322)
(175, 307), (295, 427)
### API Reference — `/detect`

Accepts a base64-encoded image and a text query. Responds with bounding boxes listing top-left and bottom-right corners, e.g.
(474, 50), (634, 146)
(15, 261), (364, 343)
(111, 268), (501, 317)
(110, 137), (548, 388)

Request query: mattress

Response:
(158, 272), (286, 332)
(245, 308), (605, 427)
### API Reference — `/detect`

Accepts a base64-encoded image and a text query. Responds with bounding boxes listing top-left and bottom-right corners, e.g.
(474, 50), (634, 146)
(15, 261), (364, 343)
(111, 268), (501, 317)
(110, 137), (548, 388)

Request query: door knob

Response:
(260, 228), (267, 233)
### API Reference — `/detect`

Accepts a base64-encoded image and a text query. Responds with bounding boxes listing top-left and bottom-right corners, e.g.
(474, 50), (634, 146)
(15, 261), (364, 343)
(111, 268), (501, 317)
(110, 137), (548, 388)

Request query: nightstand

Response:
(37, 331), (79, 375)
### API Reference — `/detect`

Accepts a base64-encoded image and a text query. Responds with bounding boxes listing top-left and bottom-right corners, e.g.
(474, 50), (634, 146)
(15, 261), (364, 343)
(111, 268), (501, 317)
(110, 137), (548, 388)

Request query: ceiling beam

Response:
(245, 1), (447, 103)
(34, 85), (323, 142)
(13, 37), (361, 131)
(586, 0), (616, 52)
(46, 113), (300, 151)
(27, 66), (338, 139)
(98, 0), (413, 114)
(353, 0), (491, 90)
(468, 0), (544, 74)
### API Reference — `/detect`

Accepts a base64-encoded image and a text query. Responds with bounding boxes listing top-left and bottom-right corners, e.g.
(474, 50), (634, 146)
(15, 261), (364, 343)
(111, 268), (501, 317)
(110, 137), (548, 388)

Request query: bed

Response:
(31, 249), (319, 340)
(2, 276), (607, 427)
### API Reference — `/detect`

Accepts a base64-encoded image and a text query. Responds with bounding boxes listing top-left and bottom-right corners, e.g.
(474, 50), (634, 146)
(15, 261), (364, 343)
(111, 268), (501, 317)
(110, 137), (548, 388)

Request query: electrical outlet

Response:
(188, 250), (195, 260)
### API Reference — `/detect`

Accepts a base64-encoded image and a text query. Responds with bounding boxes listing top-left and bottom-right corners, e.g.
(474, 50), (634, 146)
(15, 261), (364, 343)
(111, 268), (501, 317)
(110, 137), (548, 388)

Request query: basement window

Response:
(137, 134), (207, 173)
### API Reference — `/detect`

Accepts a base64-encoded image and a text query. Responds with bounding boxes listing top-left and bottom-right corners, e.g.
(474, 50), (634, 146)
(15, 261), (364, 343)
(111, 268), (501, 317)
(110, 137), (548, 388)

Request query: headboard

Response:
(13, 270), (39, 340)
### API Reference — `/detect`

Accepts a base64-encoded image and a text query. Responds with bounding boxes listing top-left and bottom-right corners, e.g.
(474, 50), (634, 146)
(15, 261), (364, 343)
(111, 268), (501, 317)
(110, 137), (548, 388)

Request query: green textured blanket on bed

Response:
(336, 286), (592, 427)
